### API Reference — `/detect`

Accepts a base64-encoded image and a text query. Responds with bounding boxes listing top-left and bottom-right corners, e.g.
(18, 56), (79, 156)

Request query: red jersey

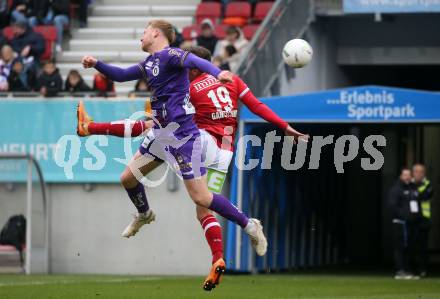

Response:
(189, 73), (288, 151)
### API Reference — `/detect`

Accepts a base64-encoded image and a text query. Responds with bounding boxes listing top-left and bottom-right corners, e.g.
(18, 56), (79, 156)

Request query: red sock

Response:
(88, 120), (146, 137)
(200, 214), (223, 264)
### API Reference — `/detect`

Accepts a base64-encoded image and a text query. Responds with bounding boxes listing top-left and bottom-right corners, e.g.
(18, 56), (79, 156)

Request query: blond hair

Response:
(148, 19), (176, 44)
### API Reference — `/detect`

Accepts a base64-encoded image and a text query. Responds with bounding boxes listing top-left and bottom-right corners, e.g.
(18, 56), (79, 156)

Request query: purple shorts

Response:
(139, 128), (206, 180)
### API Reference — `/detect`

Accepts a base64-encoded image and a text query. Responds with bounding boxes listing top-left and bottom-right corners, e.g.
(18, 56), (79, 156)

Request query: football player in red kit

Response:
(77, 46), (308, 291)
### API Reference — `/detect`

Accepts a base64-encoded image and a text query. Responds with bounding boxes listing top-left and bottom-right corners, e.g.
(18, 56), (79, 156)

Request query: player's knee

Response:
(191, 192), (210, 207)
(120, 170), (136, 188)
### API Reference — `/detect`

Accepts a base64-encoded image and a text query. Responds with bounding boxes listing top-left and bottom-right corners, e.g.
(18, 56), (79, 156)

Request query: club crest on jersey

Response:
(152, 65), (160, 76)
(150, 58), (160, 76)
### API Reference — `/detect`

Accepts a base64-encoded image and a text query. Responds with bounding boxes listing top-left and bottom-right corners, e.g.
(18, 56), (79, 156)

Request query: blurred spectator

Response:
(10, 0), (37, 24)
(37, 60), (62, 97)
(179, 40), (193, 50)
(93, 72), (115, 97)
(7, 58), (36, 91)
(223, 44), (238, 70)
(388, 168), (420, 280)
(65, 69), (91, 93)
(212, 56), (222, 68)
(128, 78), (149, 97)
(212, 55), (230, 71)
(73, 0), (89, 28)
(214, 26), (248, 72)
(80, 0), (90, 28)
(412, 163), (434, 277)
(10, 20), (45, 63)
(29, 0), (69, 52)
(134, 78), (148, 92)
(0, 32), (8, 49)
(0, 45), (17, 91)
(195, 19), (218, 55)
(170, 25), (184, 48)
(0, 0), (10, 29)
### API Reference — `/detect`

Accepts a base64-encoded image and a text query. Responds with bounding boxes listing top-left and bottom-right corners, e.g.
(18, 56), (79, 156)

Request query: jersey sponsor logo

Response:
(211, 109), (238, 120)
(168, 48), (181, 57)
(193, 76), (221, 92)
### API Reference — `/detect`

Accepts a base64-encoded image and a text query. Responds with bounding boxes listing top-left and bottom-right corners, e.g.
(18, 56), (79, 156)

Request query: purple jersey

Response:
(93, 46), (224, 179)
(137, 47), (196, 135)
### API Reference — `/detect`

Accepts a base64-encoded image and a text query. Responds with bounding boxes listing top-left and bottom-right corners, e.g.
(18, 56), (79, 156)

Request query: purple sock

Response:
(125, 183), (149, 213)
(209, 193), (249, 228)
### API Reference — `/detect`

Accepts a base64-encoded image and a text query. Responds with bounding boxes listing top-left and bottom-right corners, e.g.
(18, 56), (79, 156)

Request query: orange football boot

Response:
(76, 100), (92, 136)
(203, 258), (226, 291)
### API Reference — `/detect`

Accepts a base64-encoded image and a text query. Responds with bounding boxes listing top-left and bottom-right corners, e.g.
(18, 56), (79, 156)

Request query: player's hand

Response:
(284, 125), (309, 144)
(82, 55), (97, 68)
(16, 4), (26, 11)
(217, 71), (233, 84)
(21, 45), (30, 57)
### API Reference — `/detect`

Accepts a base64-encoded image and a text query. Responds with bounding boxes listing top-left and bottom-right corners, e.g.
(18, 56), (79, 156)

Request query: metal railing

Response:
(0, 154), (50, 274)
(236, 0), (315, 97)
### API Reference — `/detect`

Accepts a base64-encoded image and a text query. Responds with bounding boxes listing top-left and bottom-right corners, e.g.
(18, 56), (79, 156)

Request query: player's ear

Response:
(153, 28), (160, 38)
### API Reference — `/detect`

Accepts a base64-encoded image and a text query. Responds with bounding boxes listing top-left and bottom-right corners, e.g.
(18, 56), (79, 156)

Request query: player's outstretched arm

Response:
(240, 83), (309, 143)
(183, 53), (233, 84)
(81, 55), (143, 82)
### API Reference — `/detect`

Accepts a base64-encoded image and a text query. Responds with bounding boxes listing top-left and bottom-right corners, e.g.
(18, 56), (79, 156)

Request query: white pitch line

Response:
(0, 277), (162, 287)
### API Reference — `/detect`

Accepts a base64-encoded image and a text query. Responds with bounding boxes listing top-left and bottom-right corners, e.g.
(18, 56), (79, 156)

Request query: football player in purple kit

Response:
(81, 20), (267, 287)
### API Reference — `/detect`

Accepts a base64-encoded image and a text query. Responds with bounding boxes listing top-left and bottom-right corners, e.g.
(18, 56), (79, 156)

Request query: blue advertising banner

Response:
(0, 99), (145, 183)
(240, 85), (440, 123)
(343, 0), (440, 13)
(1, 86), (440, 183)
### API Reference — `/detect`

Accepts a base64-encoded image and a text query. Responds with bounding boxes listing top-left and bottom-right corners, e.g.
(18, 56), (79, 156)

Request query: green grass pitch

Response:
(1, 273), (440, 299)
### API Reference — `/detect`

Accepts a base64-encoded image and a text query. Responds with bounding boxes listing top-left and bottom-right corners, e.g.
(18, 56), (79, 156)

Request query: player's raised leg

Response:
(185, 176), (267, 256)
(197, 205), (225, 291)
(120, 151), (162, 238)
(198, 167), (228, 290)
(76, 100), (151, 137)
(77, 100), (93, 136)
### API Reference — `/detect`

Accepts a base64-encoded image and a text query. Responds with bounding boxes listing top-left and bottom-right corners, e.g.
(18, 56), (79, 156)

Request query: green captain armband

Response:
(207, 169), (227, 194)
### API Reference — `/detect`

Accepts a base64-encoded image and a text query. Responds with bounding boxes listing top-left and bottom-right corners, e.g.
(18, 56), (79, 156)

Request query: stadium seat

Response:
(2, 26), (13, 40)
(223, 2), (252, 27)
(214, 24), (229, 39)
(225, 2), (252, 19)
(33, 26), (57, 61)
(254, 2), (274, 23)
(195, 2), (222, 25)
(182, 25), (200, 41)
(243, 24), (259, 40)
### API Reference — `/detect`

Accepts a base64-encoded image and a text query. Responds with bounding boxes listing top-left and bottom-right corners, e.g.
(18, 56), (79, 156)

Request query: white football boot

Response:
(122, 209), (156, 238)
(245, 218), (268, 256)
